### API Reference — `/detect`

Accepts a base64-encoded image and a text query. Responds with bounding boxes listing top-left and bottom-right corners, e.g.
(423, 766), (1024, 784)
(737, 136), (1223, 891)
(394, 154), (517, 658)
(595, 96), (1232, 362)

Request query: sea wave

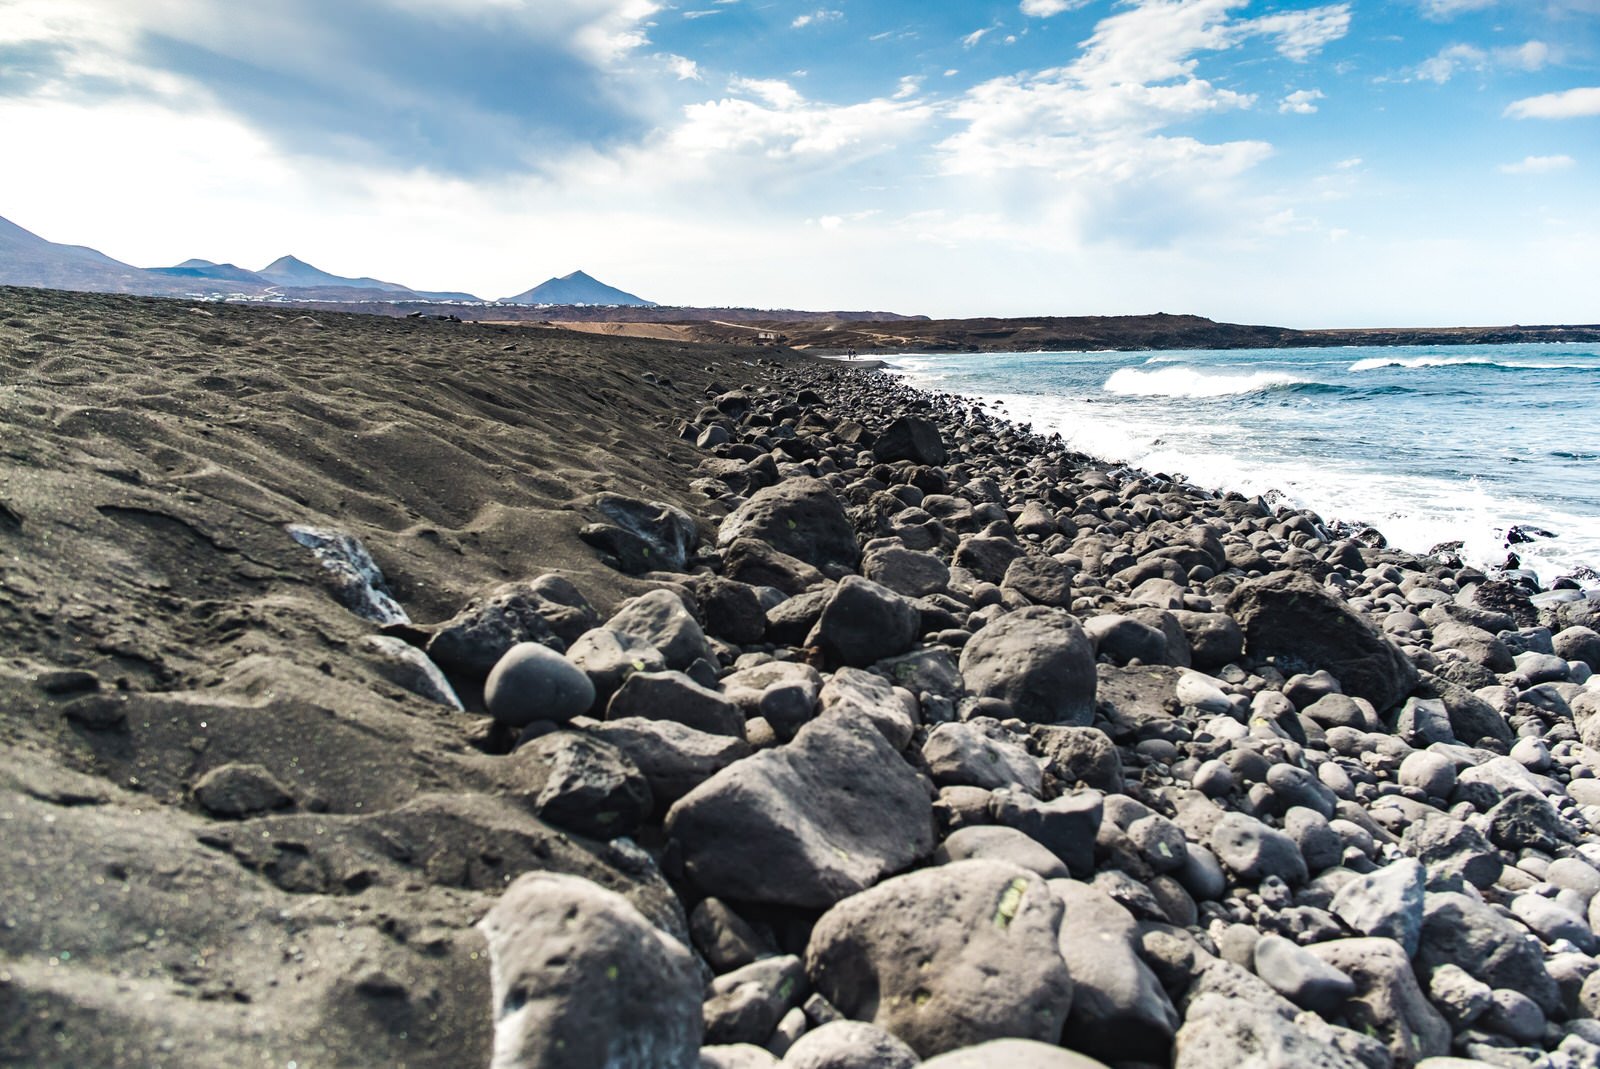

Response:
(1103, 366), (1308, 398)
(1348, 355), (1593, 372)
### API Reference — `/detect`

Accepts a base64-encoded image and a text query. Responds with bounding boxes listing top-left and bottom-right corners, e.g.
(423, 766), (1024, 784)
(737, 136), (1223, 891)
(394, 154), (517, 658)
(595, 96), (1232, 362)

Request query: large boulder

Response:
(717, 478), (861, 573)
(872, 415), (948, 466)
(665, 715), (934, 908)
(477, 872), (700, 1069)
(959, 607), (1097, 725)
(1053, 880), (1180, 1063)
(1226, 571), (1418, 711)
(1415, 891), (1561, 1015)
(806, 576), (921, 668)
(1306, 938), (1451, 1068)
(806, 860), (1074, 1057)
(604, 589), (712, 671)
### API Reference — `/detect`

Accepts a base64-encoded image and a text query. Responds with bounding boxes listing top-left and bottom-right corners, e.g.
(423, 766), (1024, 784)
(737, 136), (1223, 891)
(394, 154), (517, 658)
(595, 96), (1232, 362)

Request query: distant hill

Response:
(148, 259), (271, 285)
(257, 255), (480, 302)
(0, 214), (197, 295)
(501, 270), (655, 307)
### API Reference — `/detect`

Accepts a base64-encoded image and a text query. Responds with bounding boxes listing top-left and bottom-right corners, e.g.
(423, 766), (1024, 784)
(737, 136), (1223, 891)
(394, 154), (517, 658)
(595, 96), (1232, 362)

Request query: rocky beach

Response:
(6, 286), (1600, 1069)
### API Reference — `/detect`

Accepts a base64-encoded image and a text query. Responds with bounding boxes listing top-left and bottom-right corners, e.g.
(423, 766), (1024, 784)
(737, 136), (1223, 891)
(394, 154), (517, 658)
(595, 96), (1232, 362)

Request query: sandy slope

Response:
(0, 287), (767, 1067)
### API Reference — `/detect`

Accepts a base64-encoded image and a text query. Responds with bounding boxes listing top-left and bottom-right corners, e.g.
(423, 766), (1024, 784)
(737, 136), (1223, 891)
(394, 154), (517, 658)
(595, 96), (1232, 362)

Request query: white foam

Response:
(1102, 366), (1306, 398)
(1348, 355), (1593, 372)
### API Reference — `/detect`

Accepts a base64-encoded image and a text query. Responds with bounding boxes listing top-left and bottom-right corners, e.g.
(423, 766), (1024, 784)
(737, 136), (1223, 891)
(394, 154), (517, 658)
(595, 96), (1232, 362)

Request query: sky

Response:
(0, 0), (1596, 326)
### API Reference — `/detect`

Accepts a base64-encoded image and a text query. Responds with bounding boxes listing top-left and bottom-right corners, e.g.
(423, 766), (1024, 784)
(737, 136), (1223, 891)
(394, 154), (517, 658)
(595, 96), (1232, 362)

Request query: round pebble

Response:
(484, 642), (597, 726)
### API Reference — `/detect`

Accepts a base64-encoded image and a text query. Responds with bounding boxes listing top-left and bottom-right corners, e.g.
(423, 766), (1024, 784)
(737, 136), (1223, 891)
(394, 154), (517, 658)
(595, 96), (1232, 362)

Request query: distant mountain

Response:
(0, 213), (195, 295)
(148, 259), (271, 285)
(256, 255), (480, 302)
(501, 270), (655, 307)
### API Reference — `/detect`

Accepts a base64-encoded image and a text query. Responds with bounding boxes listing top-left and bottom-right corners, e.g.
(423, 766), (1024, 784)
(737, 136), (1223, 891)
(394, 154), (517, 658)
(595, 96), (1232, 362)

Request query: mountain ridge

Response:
(501, 269), (656, 307)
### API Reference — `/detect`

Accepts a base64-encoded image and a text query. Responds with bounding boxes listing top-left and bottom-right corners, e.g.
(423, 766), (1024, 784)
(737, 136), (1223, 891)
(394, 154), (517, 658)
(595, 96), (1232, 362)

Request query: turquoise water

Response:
(884, 343), (1600, 588)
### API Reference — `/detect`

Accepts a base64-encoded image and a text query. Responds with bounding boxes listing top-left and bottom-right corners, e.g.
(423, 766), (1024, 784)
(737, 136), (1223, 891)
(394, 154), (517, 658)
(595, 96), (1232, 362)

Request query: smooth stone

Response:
(484, 641), (597, 726)
(1211, 811), (1309, 885)
(935, 825), (1070, 880)
(1053, 879), (1181, 1063)
(1253, 933), (1357, 1015)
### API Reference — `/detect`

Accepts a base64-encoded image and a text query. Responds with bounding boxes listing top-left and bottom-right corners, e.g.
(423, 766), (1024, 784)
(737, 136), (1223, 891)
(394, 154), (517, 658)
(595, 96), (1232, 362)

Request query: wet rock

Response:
(718, 478), (861, 573)
(478, 872), (700, 1069)
(666, 714), (934, 908)
(805, 860), (1073, 1057)
(484, 641), (597, 726)
(959, 607), (1097, 725)
(1227, 571), (1418, 711)
(606, 670), (744, 737)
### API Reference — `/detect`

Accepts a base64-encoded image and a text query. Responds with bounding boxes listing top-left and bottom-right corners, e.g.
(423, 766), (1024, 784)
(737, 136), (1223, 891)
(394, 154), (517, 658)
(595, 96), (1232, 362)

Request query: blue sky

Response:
(0, 0), (1595, 325)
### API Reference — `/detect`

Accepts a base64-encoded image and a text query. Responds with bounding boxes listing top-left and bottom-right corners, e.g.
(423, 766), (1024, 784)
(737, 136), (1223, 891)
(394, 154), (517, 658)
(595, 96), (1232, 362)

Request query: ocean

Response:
(882, 343), (1600, 590)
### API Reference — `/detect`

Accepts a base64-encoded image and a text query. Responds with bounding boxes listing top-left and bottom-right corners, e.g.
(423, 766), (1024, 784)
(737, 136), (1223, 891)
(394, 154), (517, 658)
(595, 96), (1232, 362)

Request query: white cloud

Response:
(663, 80), (932, 162)
(1019, 0), (1086, 16)
(1246, 6), (1352, 62)
(962, 28), (991, 48)
(1499, 155), (1576, 174)
(893, 76), (922, 100)
(792, 9), (842, 29)
(1280, 88), (1324, 114)
(1417, 0), (1495, 18)
(665, 55), (702, 80)
(1505, 87), (1600, 119)
(1415, 40), (1549, 83)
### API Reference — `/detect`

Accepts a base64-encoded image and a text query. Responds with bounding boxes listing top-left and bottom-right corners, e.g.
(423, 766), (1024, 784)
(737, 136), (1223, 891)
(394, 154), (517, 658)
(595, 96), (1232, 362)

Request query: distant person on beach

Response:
(847, 347), (856, 360)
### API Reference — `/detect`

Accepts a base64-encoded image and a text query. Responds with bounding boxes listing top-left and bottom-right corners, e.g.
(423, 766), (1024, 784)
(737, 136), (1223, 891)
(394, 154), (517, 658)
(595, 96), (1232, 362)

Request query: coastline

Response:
(5, 288), (1600, 1066)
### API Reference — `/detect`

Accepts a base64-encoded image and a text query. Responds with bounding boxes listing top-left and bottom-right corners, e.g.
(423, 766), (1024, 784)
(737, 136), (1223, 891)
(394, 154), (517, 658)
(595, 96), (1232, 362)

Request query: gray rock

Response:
(1398, 752), (1456, 799)
(362, 634), (463, 709)
(566, 627), (668, 704)
(919, 1040), (1110, 1069)
(1482, 988), (1545, 1045)
(1176, 844), (1228, 902)
(818, 666), (917, 750)
(1426, 963), (1492, 1030)
(729, 539), (829, 595)
(863, 545), (950, 599)
(1265, 764), (1338, 819)
(1211, 811), (1309, 885)
(806, 576), (920, 668)
(1002, 555), (1077, 608)
(1253, 933), (1356, 1015)
(1175, 990), (1369, 1069)
(959, 607), (1097, 725)
(718, 478), (861, 573)
(1031, 725), (1124, 793)
(1416, 891), (1561, 1015)
(1554, 625), (1600, 671)
(1306, 938), (1451, 1068)
(529, 732), (652, 840)
(781, 1020), (920, 1069)
(607, 670), (744, 737)
(873, 415), (948, 465)
(1227, 571), (1418, 712)
(666, 714), (934, 908)
(426, 580), (569, 675)
(1302, 693), (1376, 732)
(193, 762), (294, 818)
(991, 788), (1103, 878)
(589, 718), (751, 806)
(1394, 697), (1456, 748)
(936, 825), (1069, 879)
(1329, 858), (1425, 956)
(1053, 879), (1180, 1063)
(805, 860), (1073, 1058)
(478, 872), (700, 1069)
(952, 534), (1027, 585)
(690, 897), (775, 973)
(286, 523), (410, 626)
(1170, 610), (1245, 671)
(1510, 894), (1595, 953)
(703, 955), (807, 1046)
(685, 575), (768, 645)
(588, 492), (700, 574)
(721, 661), (823, 740)
(606, 589), (713, 671)
(1128, 813), (1190, 874)
(923, 720), (1043, 795)
(1085, 614), (1171, 667)
(1400, 813), (1502, 890)
(1485, 790), (1574, 854)
(484, 641), (598, 726)
(1285, 807), (1344, 874)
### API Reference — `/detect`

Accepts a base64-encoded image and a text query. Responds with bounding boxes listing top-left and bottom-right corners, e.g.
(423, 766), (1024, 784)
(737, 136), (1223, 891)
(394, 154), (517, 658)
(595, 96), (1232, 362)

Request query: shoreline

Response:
(6, 288), (1600, 1066)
